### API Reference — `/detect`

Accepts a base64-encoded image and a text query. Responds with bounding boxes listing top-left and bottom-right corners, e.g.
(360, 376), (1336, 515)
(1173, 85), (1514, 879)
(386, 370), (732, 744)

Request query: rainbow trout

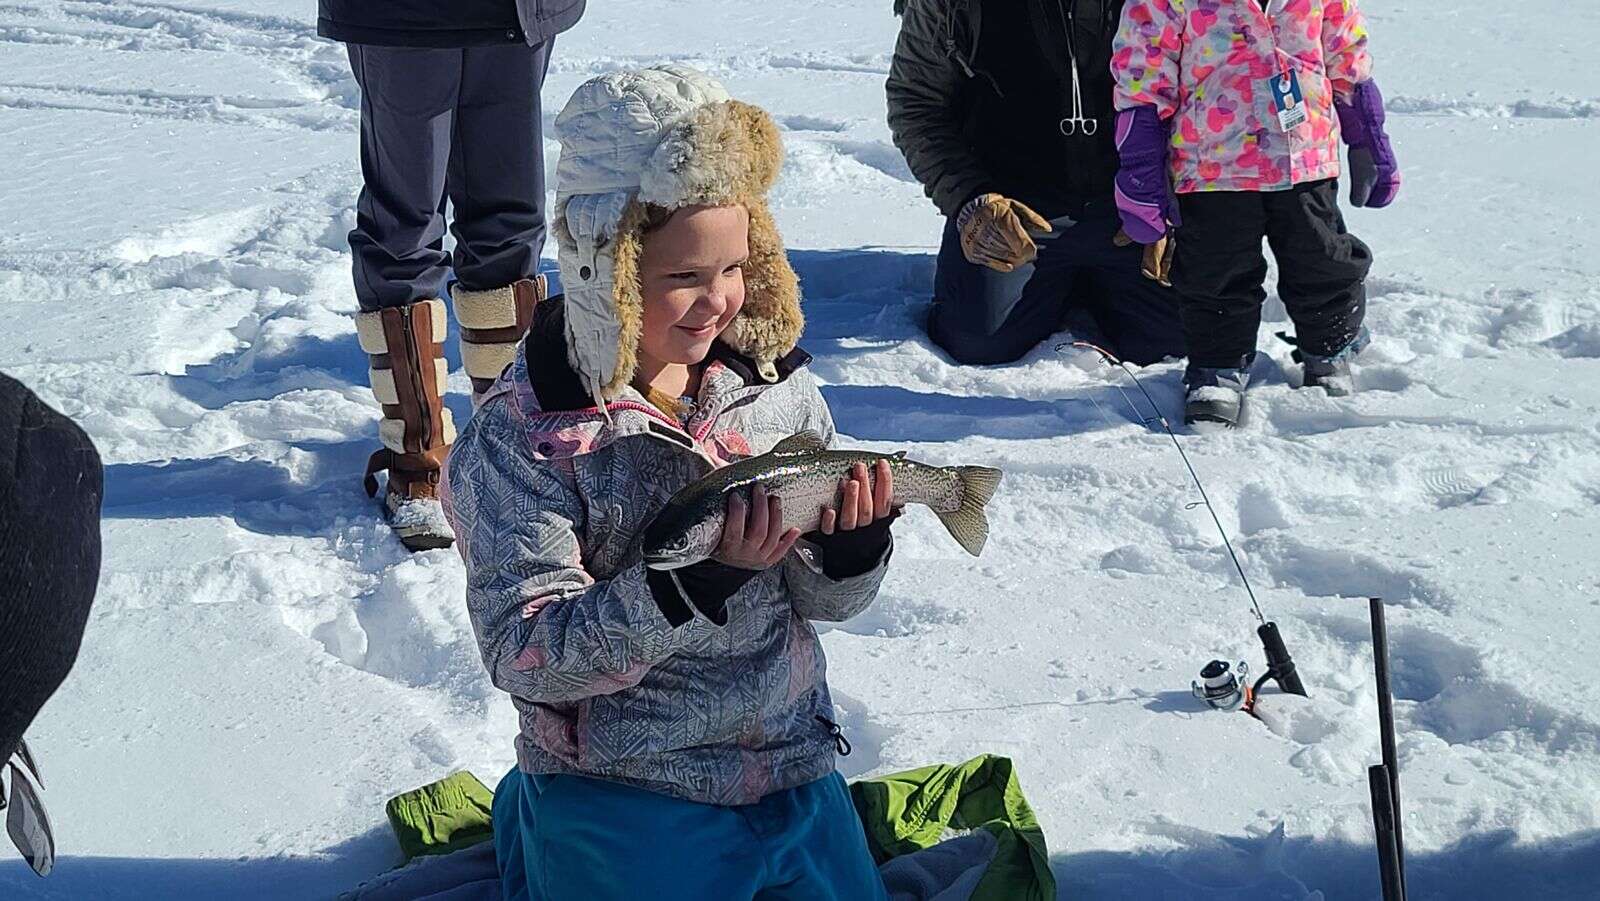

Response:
(642, 431), (1003, 569)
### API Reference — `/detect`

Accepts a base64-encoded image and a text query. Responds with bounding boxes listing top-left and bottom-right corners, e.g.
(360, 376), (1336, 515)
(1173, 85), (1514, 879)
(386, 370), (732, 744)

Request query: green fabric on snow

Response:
(849, 754), (1055, 901)
(385, 770), (496, 862)
(382, 754), (1055, 901)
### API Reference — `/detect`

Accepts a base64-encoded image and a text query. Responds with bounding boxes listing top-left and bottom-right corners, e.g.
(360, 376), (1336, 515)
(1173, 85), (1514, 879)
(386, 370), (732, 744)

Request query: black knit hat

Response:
(0, 373), (103, 762)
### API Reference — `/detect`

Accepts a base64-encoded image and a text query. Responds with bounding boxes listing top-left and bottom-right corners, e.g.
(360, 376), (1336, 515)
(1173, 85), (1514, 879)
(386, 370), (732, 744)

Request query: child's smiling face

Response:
(637, 204), (750, 368)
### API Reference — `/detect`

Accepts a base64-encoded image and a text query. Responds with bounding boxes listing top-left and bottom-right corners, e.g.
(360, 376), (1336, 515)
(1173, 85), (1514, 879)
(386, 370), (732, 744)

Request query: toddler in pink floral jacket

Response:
(1110, 0), (1400, 427)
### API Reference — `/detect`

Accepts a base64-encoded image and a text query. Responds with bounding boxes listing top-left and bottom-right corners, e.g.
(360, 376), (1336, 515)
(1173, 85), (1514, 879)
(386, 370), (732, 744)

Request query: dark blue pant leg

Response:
(927, 210), (1184, 366)
(926, 216), (1077, 365)
(447, 41), (553, 292)
(1068, 204), (1186, 366)
(346, 44), (462, 312)
(492, 767), (537, 901)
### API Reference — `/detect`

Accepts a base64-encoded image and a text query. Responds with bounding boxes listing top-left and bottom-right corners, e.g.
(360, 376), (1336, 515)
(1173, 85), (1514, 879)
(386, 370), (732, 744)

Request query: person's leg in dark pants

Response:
(346, 44), (463, 313)
(448, 41), (553, 402)
(1170, 191), (1271, 425)
(1068, 204), (1185, 366)
(1172, 191), (1270, 371)
(345, 44), (465, 549)
(927, 215), (1076, 365)
(448, 41), (552, 292)
(1264, 179), (1372, 359)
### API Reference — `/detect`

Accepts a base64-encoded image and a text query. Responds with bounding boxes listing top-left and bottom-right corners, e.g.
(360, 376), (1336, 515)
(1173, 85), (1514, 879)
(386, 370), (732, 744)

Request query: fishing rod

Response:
(1063, 341), (1307, 707)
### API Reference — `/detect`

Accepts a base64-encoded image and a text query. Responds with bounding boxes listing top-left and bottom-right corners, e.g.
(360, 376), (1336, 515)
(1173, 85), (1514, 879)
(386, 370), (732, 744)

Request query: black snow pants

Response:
(346, 41), (552, 312)
(1172, 179), (1372, 369)
(0, 373), (102, 762)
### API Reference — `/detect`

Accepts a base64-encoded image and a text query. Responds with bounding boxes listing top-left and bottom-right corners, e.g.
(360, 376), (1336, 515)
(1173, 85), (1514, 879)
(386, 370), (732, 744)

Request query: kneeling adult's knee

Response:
(928, 310), (1033, 366)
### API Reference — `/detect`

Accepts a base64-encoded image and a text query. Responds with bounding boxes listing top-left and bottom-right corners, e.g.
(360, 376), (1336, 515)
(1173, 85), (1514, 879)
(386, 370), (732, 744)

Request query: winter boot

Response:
(357, 299), (457, 551)
(1183, 358), (1254, 428)
(1291, 328), (1371, 397)
(453, 276), (544, 407)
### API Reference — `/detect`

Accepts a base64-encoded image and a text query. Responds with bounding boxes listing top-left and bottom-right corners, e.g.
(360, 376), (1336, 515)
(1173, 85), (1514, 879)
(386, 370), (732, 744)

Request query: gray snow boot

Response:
(1286, 329), (1370, 397)
(1184, 357), (1254, 428)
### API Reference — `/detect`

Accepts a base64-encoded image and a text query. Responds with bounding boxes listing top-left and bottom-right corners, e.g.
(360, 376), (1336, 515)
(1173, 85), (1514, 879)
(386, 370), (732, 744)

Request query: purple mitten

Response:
(1335, 80), (1401, 208)
(1113, 106), (1177, 244)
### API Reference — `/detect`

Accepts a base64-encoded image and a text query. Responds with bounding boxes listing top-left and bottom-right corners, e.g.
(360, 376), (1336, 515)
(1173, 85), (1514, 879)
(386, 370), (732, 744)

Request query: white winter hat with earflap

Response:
(552, 65), (804, 408)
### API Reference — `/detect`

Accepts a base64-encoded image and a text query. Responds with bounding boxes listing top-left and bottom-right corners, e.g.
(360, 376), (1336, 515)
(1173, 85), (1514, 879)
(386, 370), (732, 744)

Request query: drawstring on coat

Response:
(816, 715), (852, 756)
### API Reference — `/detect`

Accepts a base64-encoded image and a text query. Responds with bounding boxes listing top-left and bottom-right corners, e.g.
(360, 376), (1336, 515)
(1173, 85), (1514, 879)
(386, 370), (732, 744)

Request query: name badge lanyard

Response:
(1055, 0), (1097, 136)
(1259, 3), (1308, 131)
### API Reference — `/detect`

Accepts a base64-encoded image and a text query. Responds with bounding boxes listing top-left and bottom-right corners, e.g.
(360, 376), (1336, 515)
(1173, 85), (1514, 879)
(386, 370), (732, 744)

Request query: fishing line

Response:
(877, 694), (1148, 719)
(1081, 386), (1123, 432)
(1060, 341), (1308, 702)
(1063, 341), (1266, 626)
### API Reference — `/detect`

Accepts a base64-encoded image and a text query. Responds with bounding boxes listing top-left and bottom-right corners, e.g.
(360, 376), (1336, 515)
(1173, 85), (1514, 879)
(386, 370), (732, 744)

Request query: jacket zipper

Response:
(1253, 0), (1291, 78)
(402, 310), (433, 455)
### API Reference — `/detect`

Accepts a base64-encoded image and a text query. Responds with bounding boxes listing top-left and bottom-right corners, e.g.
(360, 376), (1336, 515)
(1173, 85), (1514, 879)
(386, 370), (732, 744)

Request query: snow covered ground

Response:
(3, 0), (1598, 897)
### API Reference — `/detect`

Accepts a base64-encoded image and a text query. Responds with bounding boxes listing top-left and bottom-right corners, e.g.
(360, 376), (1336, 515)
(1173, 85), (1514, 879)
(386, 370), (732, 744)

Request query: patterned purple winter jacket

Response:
(441, 307), (889, 806)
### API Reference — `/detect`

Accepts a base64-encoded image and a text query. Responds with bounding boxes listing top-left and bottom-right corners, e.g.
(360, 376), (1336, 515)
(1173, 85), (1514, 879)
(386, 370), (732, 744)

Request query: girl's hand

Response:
(819, 460), (896, 534)
(715, 483), (802, 570)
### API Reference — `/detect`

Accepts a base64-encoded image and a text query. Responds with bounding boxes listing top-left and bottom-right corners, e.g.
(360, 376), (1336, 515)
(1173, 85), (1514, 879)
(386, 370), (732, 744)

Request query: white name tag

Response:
(1268, 68), (1307, 132)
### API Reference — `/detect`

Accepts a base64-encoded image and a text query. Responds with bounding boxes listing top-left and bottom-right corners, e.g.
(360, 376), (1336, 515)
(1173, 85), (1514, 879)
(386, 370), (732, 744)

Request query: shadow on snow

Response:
(0, 828), (397, 900)
(1052, 826), (1600, 900)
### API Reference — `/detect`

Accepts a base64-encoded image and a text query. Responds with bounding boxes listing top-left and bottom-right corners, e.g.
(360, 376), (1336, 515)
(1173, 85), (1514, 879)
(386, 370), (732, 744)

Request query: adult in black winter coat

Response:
(887, 0), (1184, 367)
(0, 374), (101, 764)
(317, 0), (584, 552)
(1, 373), (102, 875)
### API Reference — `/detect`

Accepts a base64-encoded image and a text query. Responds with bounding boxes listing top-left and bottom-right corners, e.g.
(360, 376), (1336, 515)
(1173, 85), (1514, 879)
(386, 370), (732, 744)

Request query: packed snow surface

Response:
(3, 0), (1599, 897)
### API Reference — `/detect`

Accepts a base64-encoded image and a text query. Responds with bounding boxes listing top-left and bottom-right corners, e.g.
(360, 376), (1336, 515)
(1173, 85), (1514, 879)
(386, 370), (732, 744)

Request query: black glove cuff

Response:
(646, 559), (759, 627)
(805, 512), (898, 580)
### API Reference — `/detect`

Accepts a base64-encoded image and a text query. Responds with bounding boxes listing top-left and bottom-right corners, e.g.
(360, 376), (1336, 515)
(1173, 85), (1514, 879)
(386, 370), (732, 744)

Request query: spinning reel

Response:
(1192, 659), (1252, 711)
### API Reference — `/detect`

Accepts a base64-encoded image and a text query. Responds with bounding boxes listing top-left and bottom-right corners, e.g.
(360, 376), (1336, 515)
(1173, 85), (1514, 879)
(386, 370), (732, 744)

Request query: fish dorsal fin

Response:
(892, 450), (908, 460)
(771, 430), (827, 456)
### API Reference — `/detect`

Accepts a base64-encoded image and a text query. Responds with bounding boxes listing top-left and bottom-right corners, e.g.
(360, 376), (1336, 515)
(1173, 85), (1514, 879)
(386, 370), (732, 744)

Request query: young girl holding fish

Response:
(441, 66), (908, 900)
(1110, 0), (1400, 426)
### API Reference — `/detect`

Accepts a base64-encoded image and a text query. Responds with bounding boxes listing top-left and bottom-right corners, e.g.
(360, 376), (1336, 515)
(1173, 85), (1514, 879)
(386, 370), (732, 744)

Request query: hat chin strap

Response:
(589, 374), (614, 426)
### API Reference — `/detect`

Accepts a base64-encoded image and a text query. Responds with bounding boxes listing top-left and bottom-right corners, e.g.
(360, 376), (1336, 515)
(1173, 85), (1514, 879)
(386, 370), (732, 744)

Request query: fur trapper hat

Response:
(552, 65), (802, 404)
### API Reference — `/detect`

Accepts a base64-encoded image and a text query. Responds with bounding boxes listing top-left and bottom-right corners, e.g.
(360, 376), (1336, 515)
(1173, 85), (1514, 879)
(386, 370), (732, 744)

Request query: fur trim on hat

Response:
(599, 199), (651, 401)
(721, 199), (802, 367)
(639, 100), (785, 207)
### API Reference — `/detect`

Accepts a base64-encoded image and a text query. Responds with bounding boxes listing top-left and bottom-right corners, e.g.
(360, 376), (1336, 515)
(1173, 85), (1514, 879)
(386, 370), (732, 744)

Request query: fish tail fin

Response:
(936, 466), (1003, 556)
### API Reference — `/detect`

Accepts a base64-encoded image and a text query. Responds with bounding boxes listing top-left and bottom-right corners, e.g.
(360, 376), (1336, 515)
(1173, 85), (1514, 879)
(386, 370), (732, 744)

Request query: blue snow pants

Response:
(491, 767), (889, 901)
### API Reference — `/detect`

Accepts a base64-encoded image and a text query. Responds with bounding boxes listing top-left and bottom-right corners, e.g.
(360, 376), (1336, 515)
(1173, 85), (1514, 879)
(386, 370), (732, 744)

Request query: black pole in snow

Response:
(1369, 765), (1404, 901)
(1369, 597), (1407, 901)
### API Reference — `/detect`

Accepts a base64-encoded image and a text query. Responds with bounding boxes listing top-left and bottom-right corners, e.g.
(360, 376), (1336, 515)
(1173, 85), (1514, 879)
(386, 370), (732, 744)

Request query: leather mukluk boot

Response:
(356, 299), (457, 551)
(452, 275), (544, 407)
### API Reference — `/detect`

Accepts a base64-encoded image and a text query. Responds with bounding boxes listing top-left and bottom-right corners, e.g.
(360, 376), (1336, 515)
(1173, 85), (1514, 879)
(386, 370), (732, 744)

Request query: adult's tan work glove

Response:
(957, 193), (1053, 273)
(1113, 228), (1175, 288)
